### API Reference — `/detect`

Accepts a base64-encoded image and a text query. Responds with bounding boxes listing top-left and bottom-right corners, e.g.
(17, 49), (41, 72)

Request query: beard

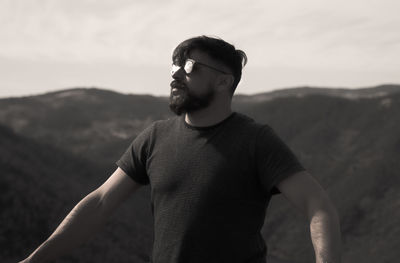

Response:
(169, 80), (215, 116)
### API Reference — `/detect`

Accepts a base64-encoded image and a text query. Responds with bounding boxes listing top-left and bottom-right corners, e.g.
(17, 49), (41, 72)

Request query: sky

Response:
(1, 0), (399, 98)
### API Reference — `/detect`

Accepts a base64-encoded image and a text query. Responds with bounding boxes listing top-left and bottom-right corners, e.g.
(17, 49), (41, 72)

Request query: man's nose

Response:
(172, 67), (185, 80)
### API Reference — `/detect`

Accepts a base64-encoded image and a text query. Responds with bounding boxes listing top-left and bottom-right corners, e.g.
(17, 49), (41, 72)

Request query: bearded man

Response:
(20, 36), (341, 263)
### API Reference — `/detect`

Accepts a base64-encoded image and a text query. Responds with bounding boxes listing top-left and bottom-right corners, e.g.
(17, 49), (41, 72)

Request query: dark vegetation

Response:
(1, 85), (399, 262)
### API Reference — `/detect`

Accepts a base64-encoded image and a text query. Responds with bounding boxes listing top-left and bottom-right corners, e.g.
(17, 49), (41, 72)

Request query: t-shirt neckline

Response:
(182, 112), (237, 131)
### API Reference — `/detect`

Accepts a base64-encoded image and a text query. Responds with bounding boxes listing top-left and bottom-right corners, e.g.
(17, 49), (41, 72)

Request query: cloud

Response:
(1, 0), (399, 66)
(1, 0), (399, 97)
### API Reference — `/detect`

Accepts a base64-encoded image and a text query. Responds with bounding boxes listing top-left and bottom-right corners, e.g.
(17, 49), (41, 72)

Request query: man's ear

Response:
(216, 74), (234, 92)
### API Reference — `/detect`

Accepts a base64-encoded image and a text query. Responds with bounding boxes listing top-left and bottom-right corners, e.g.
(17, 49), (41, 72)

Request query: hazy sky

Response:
(1, 0), (399, 98)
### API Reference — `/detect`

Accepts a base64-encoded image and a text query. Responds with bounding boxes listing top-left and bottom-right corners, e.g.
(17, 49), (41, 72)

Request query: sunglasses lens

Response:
(171, 60), (195, 75)
(184, 60), (194, 74)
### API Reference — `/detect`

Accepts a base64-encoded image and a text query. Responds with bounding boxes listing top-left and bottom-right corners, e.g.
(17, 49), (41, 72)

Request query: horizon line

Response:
(1, 83), (399, 100)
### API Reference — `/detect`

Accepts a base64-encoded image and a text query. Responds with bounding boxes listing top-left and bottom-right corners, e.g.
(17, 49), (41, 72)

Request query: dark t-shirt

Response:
(116, 112), (306, 263)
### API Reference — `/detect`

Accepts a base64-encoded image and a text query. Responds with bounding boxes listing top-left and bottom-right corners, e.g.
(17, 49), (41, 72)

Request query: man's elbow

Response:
(307, 194), (339, 223)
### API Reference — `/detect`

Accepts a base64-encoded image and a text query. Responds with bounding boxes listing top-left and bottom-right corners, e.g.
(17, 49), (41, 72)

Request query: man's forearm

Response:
(24, 190), (110, 263)
(309, 205), (342, 263)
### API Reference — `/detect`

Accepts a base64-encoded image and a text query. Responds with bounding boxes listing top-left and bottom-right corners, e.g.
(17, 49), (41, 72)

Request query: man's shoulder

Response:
(152, 115), (181, 129)
(140, 115), (180, 135)
(132, 116), (180, 143)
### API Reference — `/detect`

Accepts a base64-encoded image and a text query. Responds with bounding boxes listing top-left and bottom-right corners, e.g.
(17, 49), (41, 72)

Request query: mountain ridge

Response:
(2, 83), (399, 101)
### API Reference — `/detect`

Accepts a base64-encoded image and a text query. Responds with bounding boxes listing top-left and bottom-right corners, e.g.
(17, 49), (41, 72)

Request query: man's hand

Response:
(276, 170), (342, 263)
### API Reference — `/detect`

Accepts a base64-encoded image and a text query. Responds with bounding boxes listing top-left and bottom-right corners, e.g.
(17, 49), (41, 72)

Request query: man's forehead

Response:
(187, 50), (213, 62)
(173, 48), (211, 62)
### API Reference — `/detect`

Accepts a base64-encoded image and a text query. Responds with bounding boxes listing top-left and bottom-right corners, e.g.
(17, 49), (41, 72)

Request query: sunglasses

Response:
(171, 58), (230, 76)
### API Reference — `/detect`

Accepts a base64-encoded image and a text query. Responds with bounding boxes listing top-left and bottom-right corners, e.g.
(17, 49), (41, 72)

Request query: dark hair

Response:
(172, 35), (247, 95)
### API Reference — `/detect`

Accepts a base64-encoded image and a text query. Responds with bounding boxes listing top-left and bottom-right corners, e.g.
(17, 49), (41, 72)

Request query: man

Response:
(20, 36), (341, 263)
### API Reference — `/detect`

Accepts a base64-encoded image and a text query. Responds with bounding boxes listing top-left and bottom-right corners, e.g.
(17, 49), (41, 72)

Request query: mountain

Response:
(1, 84), (399, 262)
(0, 124), (154, 263)
(232, 84), (400, 103)
(1, 85), (399, 173)
(0, 88), (171, 174)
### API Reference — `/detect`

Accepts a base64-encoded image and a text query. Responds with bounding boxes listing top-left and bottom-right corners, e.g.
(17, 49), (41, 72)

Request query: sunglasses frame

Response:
(171, 58), (230, 76)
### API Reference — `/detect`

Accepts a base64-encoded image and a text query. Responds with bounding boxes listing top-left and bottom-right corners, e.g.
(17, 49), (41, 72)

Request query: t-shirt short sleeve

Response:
(116, 124), (154, 185)
(256, 125), (306, 195)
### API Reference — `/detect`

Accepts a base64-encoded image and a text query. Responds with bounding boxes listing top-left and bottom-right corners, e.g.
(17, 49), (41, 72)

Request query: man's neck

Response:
(185, 106), (233, 127)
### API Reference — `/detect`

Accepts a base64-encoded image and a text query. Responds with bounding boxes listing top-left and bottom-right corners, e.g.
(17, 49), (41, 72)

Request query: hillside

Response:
(1, 85), (399, 262)
(0, 88), (171, 174)
(233, 84), (400, 103)
(0, 125), (153, 263)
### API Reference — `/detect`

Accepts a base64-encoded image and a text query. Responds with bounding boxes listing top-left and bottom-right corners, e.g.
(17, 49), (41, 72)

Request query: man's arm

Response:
(19, 167), (143, 263)
(276, 170), (342, 263)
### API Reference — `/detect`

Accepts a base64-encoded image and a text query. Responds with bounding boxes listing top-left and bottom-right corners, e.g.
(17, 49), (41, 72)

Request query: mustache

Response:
(170, 80), (187, 90)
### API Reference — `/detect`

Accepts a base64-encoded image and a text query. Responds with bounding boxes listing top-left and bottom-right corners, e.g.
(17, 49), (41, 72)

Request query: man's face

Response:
(169, 50), (221, 116)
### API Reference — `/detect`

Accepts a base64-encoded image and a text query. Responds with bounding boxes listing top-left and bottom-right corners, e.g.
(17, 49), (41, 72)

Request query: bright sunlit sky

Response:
(1, 0), (399, 98)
